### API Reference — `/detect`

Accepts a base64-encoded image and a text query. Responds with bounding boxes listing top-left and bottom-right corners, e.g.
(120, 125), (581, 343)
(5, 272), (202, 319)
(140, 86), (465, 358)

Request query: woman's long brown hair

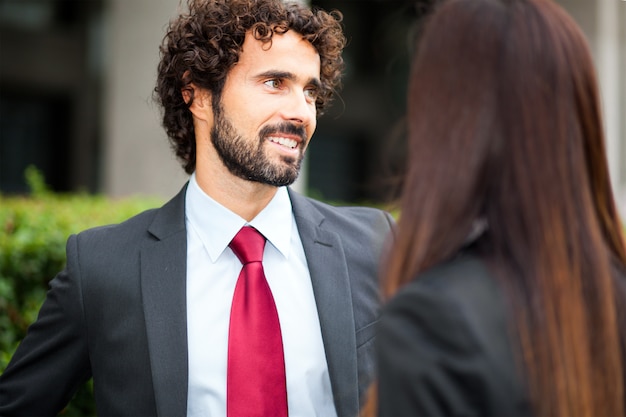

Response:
(383, 0), (626, 415)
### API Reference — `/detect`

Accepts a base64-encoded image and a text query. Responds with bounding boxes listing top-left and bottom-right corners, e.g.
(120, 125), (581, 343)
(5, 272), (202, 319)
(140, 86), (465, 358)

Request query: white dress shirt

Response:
(185, 174), (337, 417)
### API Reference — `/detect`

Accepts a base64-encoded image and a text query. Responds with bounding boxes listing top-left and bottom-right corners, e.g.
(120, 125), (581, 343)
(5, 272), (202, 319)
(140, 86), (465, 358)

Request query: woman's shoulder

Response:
(382, 252), (513, 359)
(378, 253), (530, 416)
(389, 253), (502, 315)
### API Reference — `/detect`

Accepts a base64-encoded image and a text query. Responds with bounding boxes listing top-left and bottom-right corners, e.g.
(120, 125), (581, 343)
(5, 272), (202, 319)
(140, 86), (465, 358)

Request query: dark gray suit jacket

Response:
(0, 185), (395, 417)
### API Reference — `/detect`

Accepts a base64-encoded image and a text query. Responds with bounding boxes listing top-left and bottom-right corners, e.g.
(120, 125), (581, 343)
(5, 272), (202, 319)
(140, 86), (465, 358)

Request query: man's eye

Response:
(304, 88), (319, 101)
(264, 79), (282, 89)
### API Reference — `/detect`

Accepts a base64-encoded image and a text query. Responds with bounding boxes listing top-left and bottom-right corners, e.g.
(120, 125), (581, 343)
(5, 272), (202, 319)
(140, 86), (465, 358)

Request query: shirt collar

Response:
(185, 173), (293, 262)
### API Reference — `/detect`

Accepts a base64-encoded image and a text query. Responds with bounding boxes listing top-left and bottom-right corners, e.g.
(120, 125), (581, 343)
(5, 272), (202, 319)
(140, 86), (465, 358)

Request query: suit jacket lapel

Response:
(289, 190), (359, 417)
(141, 185), (189, 417)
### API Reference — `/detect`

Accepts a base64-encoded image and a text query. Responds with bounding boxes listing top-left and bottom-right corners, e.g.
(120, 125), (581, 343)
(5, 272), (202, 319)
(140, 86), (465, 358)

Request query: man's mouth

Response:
(267, 136), (298, 149)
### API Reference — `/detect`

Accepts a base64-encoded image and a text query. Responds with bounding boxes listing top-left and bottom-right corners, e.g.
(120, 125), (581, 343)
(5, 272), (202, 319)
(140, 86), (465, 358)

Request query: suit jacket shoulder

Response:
(289, 190), (394, 231)
(288, 190), (395, 259)
(0, 186), (188, 417)
(376, 254), (531, 417)
(75, 183), (185, 249)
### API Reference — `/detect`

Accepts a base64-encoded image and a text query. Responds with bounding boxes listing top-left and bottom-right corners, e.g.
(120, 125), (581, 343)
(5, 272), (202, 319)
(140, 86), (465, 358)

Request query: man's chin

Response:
(275, 153), (301, 166)
(256, 165), (300, 187)
(254, 177), (296, 187)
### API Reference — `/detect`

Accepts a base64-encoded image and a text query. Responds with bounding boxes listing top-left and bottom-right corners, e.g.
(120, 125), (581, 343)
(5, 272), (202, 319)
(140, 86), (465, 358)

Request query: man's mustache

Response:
(259, 123), (307, 143)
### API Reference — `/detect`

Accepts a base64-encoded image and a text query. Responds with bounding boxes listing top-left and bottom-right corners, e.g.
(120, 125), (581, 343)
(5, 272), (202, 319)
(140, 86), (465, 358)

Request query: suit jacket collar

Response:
(289, 189), (359, 417)
(142, 184), (189, 417)
(140, 185), (358, 417)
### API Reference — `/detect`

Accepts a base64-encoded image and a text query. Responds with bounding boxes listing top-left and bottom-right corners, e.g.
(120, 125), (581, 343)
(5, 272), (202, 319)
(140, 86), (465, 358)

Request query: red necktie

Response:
(227, 226), (288, 417)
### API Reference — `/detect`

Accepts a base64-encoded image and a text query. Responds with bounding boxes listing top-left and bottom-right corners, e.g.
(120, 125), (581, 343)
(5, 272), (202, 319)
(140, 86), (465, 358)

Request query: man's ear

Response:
(183, 83), (212, 121)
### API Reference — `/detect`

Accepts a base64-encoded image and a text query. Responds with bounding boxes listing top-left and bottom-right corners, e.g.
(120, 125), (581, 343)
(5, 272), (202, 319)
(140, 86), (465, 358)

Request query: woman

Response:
(375, 0), (626, 416)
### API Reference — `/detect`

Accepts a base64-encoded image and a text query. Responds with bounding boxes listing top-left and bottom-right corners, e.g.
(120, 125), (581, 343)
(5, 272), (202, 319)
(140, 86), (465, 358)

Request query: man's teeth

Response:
(268, 136), (297, 149)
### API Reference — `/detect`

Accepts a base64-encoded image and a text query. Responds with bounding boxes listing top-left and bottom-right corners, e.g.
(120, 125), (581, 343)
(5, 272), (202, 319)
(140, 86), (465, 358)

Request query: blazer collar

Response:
(289, 189), (360, 417)
(142, 184), (189, 417)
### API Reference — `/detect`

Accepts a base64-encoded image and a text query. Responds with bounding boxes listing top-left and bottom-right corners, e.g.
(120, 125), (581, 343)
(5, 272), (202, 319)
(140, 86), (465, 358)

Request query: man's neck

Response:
(195, 167), (278, 222)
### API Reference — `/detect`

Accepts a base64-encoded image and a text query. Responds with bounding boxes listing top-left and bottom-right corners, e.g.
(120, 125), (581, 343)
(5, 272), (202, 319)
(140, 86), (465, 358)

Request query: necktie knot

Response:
(229, 226), (266, 264)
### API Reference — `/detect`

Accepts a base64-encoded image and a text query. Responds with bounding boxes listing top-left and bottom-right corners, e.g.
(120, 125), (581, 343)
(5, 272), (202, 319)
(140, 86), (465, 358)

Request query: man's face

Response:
(211, 30), (321, 186)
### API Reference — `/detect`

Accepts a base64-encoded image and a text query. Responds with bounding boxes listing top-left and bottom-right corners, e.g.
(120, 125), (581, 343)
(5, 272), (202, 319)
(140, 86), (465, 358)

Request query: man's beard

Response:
(210, 104), (307, 187)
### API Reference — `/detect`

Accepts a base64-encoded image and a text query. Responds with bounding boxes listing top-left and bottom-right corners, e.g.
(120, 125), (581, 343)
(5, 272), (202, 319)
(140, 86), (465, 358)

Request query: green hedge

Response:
(0, 167), (163, 416)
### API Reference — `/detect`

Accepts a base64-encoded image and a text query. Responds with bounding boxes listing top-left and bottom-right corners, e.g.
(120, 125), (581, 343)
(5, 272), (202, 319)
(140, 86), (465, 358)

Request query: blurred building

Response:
(1, 0), (625, 216)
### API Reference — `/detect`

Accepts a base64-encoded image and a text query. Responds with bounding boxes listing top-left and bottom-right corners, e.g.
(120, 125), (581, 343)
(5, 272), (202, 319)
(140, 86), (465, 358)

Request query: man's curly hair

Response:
(154, 0), (346, 174)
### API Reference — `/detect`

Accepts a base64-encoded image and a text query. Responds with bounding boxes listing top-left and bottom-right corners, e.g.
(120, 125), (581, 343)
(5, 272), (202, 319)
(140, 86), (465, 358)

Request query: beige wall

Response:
(103, 0), (188, 198)
(594, 0), (626, 219)
(618, 1), (626, 219)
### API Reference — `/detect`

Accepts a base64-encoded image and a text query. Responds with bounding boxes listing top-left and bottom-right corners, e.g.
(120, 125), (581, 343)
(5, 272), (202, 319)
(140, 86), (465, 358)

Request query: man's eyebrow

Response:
(256, 70), (321, 89)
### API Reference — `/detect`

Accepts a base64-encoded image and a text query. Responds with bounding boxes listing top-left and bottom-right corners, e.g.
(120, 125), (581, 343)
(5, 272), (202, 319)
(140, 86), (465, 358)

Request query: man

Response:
(0, 0), (394, 416)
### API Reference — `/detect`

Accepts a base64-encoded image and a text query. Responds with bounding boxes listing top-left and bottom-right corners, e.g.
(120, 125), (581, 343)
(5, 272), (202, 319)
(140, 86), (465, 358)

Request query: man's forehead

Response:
(237, 30), (321, 76)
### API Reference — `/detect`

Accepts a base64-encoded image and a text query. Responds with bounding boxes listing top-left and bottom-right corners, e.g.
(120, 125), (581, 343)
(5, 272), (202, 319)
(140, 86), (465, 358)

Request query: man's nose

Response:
(279, 90), (316, 126)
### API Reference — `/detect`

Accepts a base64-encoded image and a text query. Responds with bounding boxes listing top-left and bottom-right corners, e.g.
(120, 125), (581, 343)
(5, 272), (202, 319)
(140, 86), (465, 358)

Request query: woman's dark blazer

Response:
(376, 249), (626, 417)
